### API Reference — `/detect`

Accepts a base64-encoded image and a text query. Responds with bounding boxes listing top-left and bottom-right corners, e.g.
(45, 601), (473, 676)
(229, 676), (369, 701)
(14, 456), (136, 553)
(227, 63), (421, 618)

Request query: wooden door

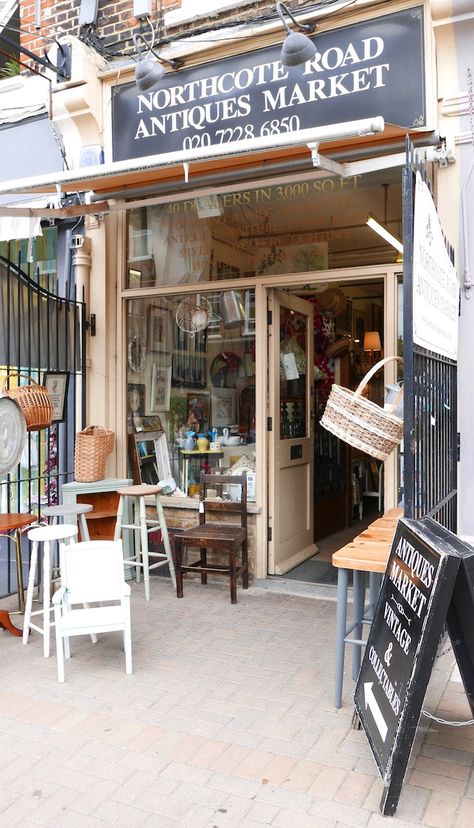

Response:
(268, 290), (316, 575)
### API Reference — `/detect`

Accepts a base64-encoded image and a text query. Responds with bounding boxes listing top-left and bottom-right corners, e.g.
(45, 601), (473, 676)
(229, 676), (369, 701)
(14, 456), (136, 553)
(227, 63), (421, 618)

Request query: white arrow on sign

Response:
(364, 682), (388, 742)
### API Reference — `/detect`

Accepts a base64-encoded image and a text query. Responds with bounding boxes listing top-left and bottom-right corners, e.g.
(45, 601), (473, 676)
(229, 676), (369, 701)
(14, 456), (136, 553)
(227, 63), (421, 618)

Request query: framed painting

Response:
(187, 392), (210, 432)
(212, 388), (237, 428)
(43, 371), (69, 422)
(150, 364), (172, 413)
(147, 305), (171, 352)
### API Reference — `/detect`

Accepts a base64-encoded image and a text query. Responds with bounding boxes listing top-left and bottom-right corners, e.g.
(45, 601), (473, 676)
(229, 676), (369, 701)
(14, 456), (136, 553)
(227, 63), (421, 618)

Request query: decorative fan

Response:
(176, 295), (213, 339)
(0, 396), (27, 475)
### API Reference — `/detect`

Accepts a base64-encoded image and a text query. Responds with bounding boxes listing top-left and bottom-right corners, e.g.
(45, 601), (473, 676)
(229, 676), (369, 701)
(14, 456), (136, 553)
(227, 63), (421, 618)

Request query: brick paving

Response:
(0, 579), (473, 827)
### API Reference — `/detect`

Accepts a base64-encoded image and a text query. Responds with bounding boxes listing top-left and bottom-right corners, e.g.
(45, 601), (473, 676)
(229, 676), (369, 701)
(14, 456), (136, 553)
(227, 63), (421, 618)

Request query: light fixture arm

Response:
(276, 3), (316, 35)
(132, 31), (183, 70)
(0, 31), (71, 81)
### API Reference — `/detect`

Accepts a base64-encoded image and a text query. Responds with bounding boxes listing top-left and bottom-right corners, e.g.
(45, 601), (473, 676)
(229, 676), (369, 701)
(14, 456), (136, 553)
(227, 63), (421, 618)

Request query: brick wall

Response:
(18, 0), (286, 65)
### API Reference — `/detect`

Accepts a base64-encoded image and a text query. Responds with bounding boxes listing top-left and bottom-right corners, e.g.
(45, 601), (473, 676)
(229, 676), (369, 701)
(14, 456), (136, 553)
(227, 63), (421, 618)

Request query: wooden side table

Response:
(0, 513), (37, 635)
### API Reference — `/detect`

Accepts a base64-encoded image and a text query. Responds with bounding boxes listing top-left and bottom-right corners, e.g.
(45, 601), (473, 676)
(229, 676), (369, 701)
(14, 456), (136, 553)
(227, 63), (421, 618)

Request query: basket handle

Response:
(80, 425), (108, 435)
(354, 356), (403, 412)
(2, 372), (41, 392)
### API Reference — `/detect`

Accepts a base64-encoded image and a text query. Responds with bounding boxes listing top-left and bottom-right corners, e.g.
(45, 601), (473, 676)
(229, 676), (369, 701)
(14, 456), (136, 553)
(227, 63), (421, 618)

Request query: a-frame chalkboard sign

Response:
(354, 517), (474, 816)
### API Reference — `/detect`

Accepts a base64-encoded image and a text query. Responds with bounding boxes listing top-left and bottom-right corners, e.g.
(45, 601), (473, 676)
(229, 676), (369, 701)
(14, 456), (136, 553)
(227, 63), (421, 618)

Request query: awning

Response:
(0, 114), (65, 207)
(0, 119), (436, 217)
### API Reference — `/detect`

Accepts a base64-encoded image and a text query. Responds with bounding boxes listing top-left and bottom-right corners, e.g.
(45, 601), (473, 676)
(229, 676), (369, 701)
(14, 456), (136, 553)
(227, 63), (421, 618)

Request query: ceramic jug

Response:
(184, 432), (195, 450)
(197, 434), (209, 451)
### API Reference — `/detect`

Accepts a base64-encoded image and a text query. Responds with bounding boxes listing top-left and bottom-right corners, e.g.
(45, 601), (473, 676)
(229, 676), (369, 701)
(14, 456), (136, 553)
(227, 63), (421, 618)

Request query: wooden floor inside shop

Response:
(284, 498), (381, 585)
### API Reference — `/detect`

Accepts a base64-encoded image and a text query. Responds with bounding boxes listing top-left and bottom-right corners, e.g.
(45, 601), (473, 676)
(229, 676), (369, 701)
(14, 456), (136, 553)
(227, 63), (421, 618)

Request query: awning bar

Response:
(0, 117), (384, 200)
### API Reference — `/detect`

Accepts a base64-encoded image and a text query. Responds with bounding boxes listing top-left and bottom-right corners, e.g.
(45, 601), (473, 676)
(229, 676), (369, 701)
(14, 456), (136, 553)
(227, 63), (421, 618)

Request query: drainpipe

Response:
(71, 235), (91, 311)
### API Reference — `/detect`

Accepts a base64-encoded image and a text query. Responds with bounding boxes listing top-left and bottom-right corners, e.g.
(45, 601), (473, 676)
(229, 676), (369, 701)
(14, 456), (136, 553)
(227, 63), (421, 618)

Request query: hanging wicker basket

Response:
(320, 356), (404, 461)
(74, 426), (115, 483)
(1, 373), (54, 432)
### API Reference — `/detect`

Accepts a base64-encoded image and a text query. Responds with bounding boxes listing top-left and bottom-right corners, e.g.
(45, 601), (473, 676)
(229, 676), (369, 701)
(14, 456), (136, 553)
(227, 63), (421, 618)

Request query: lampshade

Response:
(280, 31), (317, 67)
(135, 55), (166, 91)
(363, 331), (382, 352)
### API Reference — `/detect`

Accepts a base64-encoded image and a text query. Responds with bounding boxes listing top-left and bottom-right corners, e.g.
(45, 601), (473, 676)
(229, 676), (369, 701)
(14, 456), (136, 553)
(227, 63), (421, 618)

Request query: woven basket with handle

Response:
(320, 356), (404, 461)
(74, 426), (115, 482)
(1, 373), (54, 432)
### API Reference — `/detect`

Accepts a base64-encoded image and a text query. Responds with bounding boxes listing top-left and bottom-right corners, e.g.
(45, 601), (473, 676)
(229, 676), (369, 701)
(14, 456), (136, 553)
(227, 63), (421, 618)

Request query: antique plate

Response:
(0, 396), (27, 474)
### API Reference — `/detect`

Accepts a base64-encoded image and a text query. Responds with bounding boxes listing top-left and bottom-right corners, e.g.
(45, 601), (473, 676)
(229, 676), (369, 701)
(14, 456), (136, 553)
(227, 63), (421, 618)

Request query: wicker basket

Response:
(74, 426), (115, 482)
(1, 373), (54, 432)
(320, 356), (404, 461)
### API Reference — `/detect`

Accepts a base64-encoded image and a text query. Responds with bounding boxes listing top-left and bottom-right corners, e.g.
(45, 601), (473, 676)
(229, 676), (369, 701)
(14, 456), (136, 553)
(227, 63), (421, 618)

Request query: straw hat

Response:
(325, 336), (352, 359)
(319, 287), (347, 317)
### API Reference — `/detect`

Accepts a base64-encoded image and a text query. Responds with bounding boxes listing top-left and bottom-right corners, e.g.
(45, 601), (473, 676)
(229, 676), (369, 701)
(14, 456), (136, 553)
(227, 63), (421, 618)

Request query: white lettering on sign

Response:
(364, 681), (388, 742)
(413, 171), (459, 360)
(133, 36), (391, 149)
(368, 648), (401, 716)
(389, 559), (427, 618)
(394, 536), (435, 589)
(383, 600), (412, 654)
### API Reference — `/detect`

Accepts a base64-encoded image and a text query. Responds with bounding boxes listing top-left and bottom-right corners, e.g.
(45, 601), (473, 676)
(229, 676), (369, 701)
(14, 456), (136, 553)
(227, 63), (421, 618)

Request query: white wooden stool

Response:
(43, 503), (92, 542)
(23, 524), (78, 657)
(114, 484), (176, 602)
(43, 503), (92, 583)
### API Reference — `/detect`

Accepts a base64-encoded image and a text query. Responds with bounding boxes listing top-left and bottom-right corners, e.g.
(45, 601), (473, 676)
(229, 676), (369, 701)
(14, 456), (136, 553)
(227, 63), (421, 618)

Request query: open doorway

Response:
(268, 278), (385, 585)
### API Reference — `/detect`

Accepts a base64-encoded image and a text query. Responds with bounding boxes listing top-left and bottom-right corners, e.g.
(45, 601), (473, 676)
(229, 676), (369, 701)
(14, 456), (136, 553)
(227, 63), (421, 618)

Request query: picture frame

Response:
(212, 388), (237, 427)
(127, 382), (146, 428)
(147, 305), (171, 352)
(150, 364), (172, 413)
(243, 289), (256, 336)
(43, 371), (69, 423)
(171, 353), (206, 389)
(169, 396), (188, 443)
(187, 392), (210, 432)
(175, 322), (207, 353)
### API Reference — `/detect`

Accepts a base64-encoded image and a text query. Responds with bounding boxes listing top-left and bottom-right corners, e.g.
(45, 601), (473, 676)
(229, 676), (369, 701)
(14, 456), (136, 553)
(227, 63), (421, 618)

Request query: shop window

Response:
(126, 290), (256, 498)
(126, 171), (402, 288)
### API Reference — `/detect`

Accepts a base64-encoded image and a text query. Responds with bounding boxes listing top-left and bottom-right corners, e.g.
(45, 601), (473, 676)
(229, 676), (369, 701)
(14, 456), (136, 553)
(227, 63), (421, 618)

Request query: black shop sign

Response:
(354, 518), (474, 816)
(112, 6), (426, 162)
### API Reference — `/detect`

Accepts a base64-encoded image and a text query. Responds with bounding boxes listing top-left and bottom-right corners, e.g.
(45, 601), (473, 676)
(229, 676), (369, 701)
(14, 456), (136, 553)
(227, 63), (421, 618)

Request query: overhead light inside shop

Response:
(366, 215), (403, 254)
(133, 32), (183, 92)
(276, 2), (317, 67)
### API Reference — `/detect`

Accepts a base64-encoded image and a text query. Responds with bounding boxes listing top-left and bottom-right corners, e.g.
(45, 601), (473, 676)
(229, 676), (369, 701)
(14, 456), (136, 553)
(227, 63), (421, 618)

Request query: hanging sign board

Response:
(112, 7), (426, 162)
(354, 518), (462, 816)
(412, 171), (459, 360)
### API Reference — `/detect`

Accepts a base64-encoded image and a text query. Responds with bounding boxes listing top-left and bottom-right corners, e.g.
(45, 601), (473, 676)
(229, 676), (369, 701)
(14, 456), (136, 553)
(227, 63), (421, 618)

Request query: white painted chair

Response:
(52, 540), (132, 683)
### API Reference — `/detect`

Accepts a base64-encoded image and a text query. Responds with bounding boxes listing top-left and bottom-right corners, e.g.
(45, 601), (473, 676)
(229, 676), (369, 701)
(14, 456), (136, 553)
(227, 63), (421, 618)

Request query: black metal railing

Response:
(402, 138), (457, 531)
(1, 250), (86, 598)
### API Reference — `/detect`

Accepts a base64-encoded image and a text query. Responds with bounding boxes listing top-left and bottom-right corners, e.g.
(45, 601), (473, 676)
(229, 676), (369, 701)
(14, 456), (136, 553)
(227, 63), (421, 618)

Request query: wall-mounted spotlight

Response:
(133, 32), (183, 92)
(276, 2), (317, 67)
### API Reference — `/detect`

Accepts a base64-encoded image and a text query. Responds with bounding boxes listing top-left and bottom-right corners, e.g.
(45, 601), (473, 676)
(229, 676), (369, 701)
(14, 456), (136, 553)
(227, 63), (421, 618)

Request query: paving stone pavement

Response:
(0, 579), (473, 827)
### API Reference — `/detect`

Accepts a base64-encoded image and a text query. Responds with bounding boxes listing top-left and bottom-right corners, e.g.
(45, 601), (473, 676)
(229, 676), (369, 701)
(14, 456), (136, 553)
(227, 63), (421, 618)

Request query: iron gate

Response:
(402, 139), (458, 530)
(0, 243), (86, 598)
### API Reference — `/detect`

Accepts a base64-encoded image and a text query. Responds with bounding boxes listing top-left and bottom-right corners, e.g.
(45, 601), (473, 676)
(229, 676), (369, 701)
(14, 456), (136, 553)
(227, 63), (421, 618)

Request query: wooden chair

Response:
(175, 472), (248, 604)
(52, 540), (132, 683)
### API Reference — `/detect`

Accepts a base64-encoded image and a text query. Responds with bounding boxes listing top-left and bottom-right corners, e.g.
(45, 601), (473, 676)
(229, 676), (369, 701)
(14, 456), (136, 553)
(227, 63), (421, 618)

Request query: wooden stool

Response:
(0, 513), (37, 634)
(114, 484), (176, 602)
(332, 508), (402, 708)
(23, 524), (78, 657)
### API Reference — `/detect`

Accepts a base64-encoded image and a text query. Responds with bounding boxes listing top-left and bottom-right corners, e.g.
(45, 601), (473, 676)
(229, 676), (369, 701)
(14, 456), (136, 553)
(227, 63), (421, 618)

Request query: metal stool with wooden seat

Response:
(332, 508), (402, 709)
(0, 513), (37, 635)
(175, 472), (248, 605)
(114, 484), (176, 601)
